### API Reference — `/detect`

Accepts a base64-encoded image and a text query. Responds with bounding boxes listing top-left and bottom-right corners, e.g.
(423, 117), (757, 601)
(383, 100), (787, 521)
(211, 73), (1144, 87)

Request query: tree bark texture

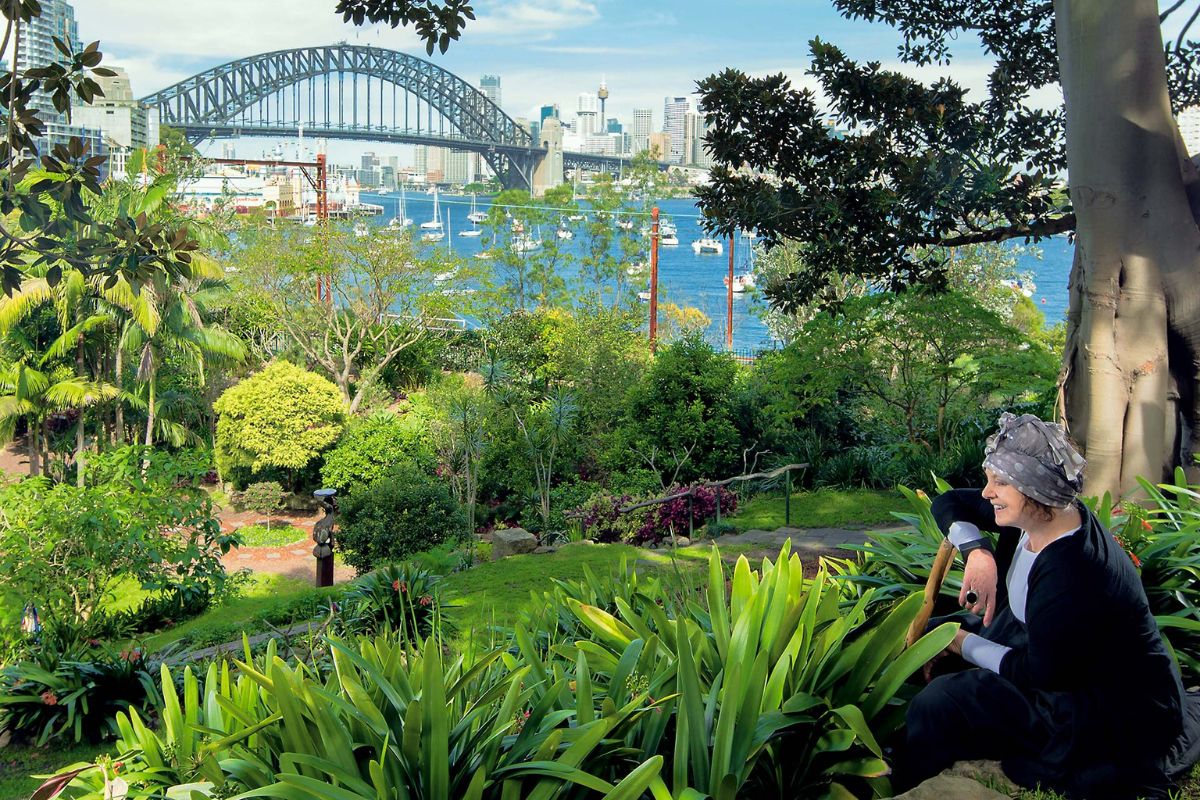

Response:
(1057, 0), (1200, 498)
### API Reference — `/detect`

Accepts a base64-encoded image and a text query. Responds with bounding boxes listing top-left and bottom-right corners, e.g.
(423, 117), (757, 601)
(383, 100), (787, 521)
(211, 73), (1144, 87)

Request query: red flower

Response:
(392, 579), (400, 591)
(40, 691), (58, 706)
(397, 581), (408, 594)
(1141, 519), (1153, 532)
(87, 638), (101, 647)
(1131, 552), (1143, 568)
(113, 761), (123, 773)
(419, 594), (432, 607)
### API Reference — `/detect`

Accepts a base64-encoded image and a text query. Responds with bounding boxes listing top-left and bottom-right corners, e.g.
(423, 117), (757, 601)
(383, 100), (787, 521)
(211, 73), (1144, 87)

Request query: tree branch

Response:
(916, 213), (1076, 247)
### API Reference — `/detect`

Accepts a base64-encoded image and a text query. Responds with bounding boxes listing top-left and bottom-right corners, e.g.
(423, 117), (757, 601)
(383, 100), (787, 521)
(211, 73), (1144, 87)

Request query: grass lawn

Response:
(0, 740), (108, 799)
(725, 487), (904, 531)
(438, 542), (711, 637)
(142, 572), (331, 650)
(233, 523), (308, 547)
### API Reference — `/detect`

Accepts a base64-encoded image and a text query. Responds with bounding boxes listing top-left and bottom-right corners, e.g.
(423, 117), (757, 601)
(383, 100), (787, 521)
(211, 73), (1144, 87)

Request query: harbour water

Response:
(361, 192), (1073, 351)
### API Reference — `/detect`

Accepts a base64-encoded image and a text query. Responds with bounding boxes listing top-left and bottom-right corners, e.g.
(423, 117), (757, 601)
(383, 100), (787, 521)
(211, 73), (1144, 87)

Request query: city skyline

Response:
(71, 1), (1069, 153)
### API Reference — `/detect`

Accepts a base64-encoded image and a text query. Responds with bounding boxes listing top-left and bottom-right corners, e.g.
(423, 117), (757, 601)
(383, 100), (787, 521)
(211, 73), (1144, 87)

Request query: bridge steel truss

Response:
(140, 45), (546, 190)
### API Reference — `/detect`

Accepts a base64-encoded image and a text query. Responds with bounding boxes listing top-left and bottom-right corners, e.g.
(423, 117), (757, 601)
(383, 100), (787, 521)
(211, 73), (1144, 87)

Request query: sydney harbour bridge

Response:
(139, 44), (660, 191)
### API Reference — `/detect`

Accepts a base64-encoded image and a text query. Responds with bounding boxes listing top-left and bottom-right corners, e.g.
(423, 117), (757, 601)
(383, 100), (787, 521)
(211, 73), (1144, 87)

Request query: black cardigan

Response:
(932, 489), (1186, 761)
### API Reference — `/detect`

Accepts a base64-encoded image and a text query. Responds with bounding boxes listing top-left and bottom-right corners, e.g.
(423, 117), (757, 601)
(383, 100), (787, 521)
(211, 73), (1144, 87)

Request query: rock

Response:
(672, 536), (692, 547)
(533, 545), (559, 554)
(945, 760), (1017, 793)
(492, 528), (537, 560)
(889, 773), (1010, 800)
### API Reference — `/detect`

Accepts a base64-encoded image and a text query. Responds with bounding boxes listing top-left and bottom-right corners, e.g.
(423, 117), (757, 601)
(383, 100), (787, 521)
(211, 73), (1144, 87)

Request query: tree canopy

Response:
(693, 1), (1199, 312)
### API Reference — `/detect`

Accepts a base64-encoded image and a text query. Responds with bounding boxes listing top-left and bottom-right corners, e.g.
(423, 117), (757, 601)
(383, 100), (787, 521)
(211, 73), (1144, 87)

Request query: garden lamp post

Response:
(313, 488), (337, 587)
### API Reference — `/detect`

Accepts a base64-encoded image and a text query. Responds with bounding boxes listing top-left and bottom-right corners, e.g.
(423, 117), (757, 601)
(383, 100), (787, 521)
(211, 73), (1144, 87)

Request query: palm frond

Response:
(44, 379), (119, 407)
(0, 278), (52, 333)
(40, 314), (115, 364)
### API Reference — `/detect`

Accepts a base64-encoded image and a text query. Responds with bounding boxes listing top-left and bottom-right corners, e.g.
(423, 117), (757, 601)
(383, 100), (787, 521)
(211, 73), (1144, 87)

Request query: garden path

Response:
(218, 509), (358, 585)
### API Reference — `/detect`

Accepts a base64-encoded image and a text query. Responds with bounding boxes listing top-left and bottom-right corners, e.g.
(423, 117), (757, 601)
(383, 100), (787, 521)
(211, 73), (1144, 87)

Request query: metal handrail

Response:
(617, 462), (809, 539)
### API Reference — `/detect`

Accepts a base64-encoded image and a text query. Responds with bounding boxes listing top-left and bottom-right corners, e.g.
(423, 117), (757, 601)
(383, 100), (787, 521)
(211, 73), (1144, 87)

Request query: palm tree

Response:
(0, 362), (117, 477)
(118, 265), (246, 453)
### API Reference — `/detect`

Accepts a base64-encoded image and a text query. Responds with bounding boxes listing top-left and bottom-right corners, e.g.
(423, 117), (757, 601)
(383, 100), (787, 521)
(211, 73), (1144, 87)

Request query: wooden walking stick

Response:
(906, 538), (956, 647)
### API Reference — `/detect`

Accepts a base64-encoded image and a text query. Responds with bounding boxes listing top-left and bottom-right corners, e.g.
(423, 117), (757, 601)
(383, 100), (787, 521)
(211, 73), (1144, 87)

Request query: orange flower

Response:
(1141, 519), (1153, 532)
(40, 691), (58, 706)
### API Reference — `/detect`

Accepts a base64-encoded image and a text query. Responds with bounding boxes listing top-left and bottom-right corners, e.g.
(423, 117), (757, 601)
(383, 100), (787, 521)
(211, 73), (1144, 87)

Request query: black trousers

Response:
(898, 669), (1172, 800)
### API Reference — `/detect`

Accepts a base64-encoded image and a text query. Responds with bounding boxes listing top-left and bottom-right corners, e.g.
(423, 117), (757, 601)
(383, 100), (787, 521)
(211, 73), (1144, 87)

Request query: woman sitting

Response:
(899, 413), (1188, 799)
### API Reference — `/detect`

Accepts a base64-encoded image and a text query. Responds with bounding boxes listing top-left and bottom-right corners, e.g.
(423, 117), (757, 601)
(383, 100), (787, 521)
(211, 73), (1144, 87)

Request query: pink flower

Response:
(419, 595), (432, 607)
(40, 691), (58, 706)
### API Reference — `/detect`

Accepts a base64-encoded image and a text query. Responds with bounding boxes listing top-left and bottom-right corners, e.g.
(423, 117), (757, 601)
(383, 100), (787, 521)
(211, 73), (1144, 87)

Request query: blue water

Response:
(1017, 235), (1072, 326)
(361, 192), (1073, 349)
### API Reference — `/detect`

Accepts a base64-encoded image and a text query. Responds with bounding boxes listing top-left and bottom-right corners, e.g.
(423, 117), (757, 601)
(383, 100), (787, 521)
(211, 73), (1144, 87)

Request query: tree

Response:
(242, 481), (284, 532)
(481, 188), (572, 313)
(696, 0), (1200, 498)
(213, 361), (345, 485)
(616, 334), (742, 487)
(0, 361), (116, 478)
(233, 225), (444, 414)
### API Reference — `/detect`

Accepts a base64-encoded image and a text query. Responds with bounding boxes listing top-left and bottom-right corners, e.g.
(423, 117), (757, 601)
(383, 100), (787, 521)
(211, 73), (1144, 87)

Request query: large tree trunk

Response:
(1056, 0), (1200, 499)
(114, 348), (124, 445)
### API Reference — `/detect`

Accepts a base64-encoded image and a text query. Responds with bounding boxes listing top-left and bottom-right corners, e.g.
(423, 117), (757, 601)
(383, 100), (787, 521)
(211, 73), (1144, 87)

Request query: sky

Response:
(72, 0), (1059, 163)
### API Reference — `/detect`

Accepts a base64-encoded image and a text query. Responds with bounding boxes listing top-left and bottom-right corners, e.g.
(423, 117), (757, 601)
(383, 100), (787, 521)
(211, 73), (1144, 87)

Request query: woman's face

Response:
(982, 468), (1031, 528)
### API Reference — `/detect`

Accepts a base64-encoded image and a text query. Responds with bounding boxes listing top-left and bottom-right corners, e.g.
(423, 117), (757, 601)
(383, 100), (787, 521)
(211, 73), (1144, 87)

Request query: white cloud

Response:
(468, 0), (601, 42)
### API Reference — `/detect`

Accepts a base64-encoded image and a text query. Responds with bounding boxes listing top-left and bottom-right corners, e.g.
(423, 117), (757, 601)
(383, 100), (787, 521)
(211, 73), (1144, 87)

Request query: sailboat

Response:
(389, 186), (413, 229)
(467, 193), (487, 224)
(422, 206), (445, 241)
(420, 187), (443, 231)
(512, 225), (542, 253)
(459, 202), (482, 237)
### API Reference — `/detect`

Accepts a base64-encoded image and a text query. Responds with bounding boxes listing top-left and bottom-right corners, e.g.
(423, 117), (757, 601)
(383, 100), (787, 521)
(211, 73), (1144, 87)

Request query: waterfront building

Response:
(444, 149), (471, 185)
(632, 108), (653, 154)
(480, 74), (501, 108)
(663, 96), (692, 164)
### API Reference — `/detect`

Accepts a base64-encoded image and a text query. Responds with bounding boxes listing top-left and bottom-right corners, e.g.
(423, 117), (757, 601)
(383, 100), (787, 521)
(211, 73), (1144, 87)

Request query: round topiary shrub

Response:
(336, 466), (467, 574)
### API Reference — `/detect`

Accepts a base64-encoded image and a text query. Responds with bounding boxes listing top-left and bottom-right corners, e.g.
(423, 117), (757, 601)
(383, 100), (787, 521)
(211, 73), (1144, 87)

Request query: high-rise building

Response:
(663, 96), (692, 164)
(540, 103), (560, 124)
(444, 149), (471, 185)
(577, 93), (599, 138)
(480, 74), (501, 108)
(606, 118), (623, 134)
(15, 0), (79, 121)
(14, 0), (105, 159)
(632, 108), (653, 155)
(647, 132), (672, 162)
(74, 67), (158, 151)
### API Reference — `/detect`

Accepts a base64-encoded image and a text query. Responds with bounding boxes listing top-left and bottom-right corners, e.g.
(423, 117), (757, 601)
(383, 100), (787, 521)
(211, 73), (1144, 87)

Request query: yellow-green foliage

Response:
(214, 360), (345, 476)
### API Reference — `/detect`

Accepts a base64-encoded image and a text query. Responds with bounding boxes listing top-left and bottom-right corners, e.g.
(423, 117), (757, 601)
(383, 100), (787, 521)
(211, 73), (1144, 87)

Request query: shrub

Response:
(615, 333), (742, 485)
(319, 410), (435, 494)
(340, 563), (445, 640)
(0, 447), (234, 638)
(240, 481), (284, 530)
(0, 639), (158, 745)
(571, 483), (737, 545)
(337, 466), (467, 573)
(214, 360), (345, 485)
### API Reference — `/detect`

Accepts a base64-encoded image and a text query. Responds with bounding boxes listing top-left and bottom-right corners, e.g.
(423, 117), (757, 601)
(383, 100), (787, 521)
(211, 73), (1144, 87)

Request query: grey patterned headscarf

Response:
(982, 412), (1085, 508)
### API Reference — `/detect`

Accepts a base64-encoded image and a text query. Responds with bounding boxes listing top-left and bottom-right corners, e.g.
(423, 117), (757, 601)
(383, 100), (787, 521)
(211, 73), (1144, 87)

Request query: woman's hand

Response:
(923, 628), (970, 682)
(960, 549), (998, 626)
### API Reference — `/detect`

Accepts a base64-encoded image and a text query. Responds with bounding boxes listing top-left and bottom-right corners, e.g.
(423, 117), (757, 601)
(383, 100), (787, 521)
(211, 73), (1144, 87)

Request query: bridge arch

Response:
(140, 44), (540, 187)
